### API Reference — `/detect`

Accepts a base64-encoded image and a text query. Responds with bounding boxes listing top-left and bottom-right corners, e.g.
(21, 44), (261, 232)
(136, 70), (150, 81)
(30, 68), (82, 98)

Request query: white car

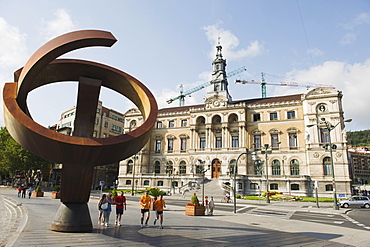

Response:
(339, 196), (370, 208)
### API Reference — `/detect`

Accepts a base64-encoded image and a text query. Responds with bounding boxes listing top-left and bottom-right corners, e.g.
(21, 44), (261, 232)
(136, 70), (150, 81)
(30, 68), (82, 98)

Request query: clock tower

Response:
(206, 43), (232, 104)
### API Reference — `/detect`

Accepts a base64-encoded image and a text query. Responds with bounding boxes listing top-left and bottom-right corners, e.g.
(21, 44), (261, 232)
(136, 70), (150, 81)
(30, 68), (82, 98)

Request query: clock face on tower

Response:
(213, 100), (220, 106)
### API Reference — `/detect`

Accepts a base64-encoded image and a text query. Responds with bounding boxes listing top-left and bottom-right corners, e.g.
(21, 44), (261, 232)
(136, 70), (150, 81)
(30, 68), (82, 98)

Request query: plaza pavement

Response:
(1, 186), (369, 247)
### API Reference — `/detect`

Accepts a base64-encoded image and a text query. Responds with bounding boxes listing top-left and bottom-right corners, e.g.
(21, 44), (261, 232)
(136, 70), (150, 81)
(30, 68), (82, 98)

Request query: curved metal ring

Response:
(3, 30), (158, 165)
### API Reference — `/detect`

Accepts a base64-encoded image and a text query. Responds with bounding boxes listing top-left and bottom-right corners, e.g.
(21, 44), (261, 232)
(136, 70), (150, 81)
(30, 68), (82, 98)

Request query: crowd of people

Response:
(17, 184), (33, 199)
(97, 190), (167, 229)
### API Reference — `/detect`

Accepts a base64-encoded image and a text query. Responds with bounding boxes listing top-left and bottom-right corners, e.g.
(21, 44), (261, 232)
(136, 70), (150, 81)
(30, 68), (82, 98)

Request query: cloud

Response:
(41, 9), (76, 41)
(340, 13), (370, 45)
(307, 48), (323, 56)
(272, 59), (370, 130)
(342, 12), (370, 30)
(202, 23), (264, 61)
(0, 17), (27, 67)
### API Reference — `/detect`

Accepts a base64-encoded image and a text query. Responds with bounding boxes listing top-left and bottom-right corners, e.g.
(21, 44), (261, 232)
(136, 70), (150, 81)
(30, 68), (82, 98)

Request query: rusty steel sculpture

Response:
(3, 30), (158, 232)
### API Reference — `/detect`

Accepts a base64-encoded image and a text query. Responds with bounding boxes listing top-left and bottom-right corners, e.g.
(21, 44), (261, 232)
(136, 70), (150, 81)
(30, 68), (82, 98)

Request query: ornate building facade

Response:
(118, 45), (352, 198)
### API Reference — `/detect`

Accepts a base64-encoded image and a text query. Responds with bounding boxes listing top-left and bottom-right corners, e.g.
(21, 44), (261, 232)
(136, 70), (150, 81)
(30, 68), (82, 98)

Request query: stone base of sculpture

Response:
(51, 203), (92, 232)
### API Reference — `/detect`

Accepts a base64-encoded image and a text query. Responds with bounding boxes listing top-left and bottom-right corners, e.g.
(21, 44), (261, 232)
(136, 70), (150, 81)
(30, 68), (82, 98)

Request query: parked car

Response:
(339, 196), (370, 208)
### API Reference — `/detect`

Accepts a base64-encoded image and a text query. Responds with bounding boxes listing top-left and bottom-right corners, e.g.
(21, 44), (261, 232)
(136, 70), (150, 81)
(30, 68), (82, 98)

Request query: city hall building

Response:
(117, 45), (352, 198)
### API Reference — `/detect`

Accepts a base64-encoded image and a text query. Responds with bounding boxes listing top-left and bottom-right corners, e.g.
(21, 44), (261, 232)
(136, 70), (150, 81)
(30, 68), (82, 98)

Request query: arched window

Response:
(271, 159), (281, 175)
(166, 161), (174, 174)
(179, 161), (187, 174)
(212, 115), (222, 124)
(323, 157), (332, 175)
(157, 181), (163, 186)
(154, 161), (160, 174)
(229, 159), (237, 175)
(290, 159), (300, 175)
(254, 160), (263, 175)
(127, 160), (133, 174)
(143, 180), (150, 186)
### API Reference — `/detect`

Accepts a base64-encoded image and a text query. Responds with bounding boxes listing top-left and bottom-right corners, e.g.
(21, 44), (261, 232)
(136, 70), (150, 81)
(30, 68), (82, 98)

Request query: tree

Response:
(0, 127), (50, 182)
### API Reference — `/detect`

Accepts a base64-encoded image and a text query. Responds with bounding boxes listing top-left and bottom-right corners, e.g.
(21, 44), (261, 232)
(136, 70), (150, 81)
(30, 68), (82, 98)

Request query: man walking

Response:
(208, 196), (215, 215)
(139, 190), (151, 227)
(114, 191), (126, 226)
(154, 195), (166, 229)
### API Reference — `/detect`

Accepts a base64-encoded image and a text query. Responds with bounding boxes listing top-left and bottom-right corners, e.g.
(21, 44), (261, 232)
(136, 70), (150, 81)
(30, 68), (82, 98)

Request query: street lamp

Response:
(261, 144), (277, 203)
(196, 160), (211, 206)
(131, 155), (138, 196)
(307, 118), (352, 210)
(233, 153), (247, 213)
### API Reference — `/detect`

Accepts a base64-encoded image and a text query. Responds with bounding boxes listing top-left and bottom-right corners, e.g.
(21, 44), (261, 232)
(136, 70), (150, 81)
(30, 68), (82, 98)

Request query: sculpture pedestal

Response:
(51, 203), (92, 232)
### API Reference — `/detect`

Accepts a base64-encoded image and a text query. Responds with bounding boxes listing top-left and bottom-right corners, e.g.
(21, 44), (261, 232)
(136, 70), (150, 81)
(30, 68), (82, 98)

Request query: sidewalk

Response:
(1, 186), (368, 247)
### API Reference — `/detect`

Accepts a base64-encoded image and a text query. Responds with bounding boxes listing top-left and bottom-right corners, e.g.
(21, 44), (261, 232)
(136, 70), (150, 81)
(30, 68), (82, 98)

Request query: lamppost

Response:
(233, 153), (247, 213)
(196, 160), (210, 206)
(131, 155), (138, 196)
(261, 144), (273, 203)
(307, 118), (352, 210)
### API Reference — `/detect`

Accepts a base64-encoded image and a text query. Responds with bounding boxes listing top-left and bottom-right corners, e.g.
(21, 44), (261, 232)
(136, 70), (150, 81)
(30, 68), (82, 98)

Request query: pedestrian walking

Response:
(17, 186), (22, 197)
(21, 186), (27, 198)
(102, 193), (113, 226)
(98, 194), (107, 225)
(140, 190), (151, 228)
(204, 196), (209, 214)
(114, 191), (126, 226)
(28, 187), (33, 199)
(208, 196), (215, 215)
(153, 195), (166, 229)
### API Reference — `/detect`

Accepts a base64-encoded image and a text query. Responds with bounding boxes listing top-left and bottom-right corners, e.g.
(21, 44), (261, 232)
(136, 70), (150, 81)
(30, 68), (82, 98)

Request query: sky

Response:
(0, 0), (370, 131)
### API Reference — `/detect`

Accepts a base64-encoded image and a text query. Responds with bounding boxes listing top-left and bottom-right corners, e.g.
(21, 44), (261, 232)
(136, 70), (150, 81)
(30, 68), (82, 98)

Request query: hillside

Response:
(347, 130), (370, 147)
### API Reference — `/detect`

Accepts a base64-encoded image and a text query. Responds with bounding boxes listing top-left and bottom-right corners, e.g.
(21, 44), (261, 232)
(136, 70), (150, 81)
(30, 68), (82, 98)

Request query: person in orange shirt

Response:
(139, 190), (151, 227)
(153, 194), (166, 229)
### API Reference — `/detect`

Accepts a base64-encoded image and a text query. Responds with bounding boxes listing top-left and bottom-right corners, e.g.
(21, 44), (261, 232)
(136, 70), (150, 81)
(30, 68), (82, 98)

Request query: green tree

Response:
(0, 127), (50, 180)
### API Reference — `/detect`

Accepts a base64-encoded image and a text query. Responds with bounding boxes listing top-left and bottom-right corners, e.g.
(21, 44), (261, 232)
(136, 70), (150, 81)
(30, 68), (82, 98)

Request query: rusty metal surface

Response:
(3, 29), (158, 211)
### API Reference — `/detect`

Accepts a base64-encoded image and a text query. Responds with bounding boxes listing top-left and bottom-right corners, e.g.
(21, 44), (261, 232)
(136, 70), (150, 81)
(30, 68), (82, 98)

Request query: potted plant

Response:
(52, 185), (61, 199)
(185, 193), (205, 216)
(33, 186), (44, 197)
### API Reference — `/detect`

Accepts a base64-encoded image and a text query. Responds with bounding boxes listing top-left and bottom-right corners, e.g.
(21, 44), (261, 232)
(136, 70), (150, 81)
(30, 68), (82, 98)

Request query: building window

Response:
(179, 161), (186, 174)
(320, 128), (329, 143)
(271, 159), (281, 175)
(254, 162), (263, 175)
(156, 121), (163, 129)
(254, 135), (261, 149)
(61, 122), (72, 128)
(250, 183), (259, 189)
(232, 136), (239, 148)
(93, 131), (97, 137)
(287, 111), (296, 119)
(125, 180), (131, 185)
(253, 113), (261, 122)
(323, 157), (332, 175)
(270, 112), (278, 120)
(168, 120), (175, 128)
(95, 118), (99, 125)
(180, 138), (187, 151)
(157, 181), (163, 186)
(144, 180), (150, 186)
(181, 119), (187, 127)
(165, 161), (173, 174)
(127, 160), (133, 174)
(271, 134), (279, 148)
(154, 161), (160, 174)
(238, 183), (243, 189)
(200, 137), (206, 149)
(290, 159), (300, 175)
(325, 184), (333, 191)
(229, 159), (237, 175)
(270, 183), (278, 190)
(104, 121), (108, 128)
(111, 124), (122, 132)
(291, 184), (299, 190)
(289, 133), (297, 148)
(215, 136), (222, 148)
(172, 181), (179, 187)
(167, 139), (174, 152)
(155, 140), (162, 153)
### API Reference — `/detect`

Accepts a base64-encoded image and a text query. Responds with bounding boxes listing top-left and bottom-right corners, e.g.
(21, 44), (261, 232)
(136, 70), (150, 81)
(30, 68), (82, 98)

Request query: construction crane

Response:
(235, 72), (335, 98)
(167, 66), (246, 106)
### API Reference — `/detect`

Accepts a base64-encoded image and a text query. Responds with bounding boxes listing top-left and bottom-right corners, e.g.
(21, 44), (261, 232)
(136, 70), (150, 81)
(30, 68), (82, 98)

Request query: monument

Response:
(3, 30), (158, 232)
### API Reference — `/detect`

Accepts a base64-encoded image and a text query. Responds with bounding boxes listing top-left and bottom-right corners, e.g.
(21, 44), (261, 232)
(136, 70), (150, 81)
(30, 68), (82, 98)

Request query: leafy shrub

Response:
(35, 186), (42, 192)
(53, 185), (61, 192)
